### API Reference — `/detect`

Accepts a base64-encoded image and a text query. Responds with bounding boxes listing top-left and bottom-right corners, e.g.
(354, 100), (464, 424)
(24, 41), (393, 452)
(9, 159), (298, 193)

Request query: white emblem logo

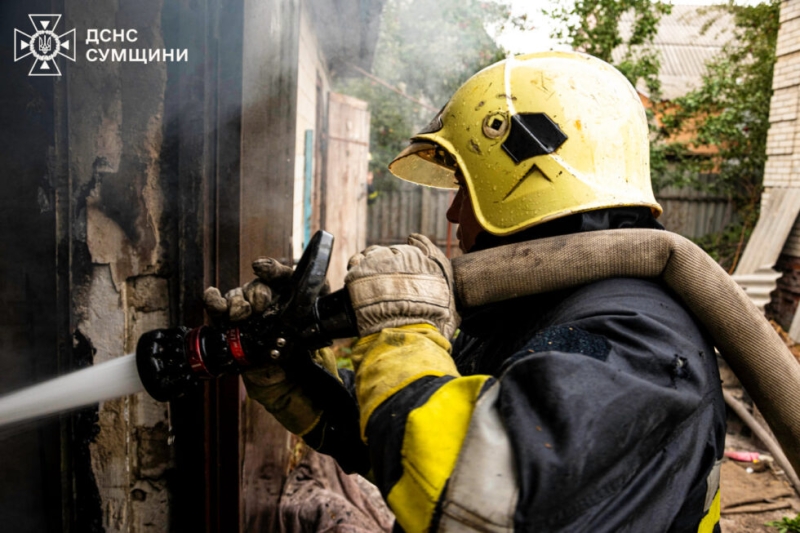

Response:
(14, 15), (76, 76)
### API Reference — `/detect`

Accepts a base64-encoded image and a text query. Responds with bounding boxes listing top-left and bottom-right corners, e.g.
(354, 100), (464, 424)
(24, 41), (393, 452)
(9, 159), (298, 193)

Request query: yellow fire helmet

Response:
(388, 51), (663, 236)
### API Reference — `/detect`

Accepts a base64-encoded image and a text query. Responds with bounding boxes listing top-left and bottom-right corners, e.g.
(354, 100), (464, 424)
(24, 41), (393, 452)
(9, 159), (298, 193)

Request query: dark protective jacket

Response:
(346, 277), (726, 533)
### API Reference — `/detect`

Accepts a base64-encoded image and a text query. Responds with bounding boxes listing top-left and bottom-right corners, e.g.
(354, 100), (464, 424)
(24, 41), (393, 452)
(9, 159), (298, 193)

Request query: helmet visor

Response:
(388, 141), (459, 190)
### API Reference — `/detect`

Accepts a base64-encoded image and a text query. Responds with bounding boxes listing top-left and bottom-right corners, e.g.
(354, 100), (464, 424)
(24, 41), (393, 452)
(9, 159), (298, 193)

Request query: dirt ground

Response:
(718, 334), (800, 532)
(719, 451), (800, 532)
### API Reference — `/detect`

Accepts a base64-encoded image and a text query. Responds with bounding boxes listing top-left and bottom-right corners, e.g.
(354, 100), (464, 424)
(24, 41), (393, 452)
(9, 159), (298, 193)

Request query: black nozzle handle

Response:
(136, 231), (363, 403)
(314, 288), (359, 340)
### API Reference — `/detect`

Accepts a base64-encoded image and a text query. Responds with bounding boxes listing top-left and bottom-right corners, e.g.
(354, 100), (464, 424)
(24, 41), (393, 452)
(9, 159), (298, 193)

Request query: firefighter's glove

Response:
(202, 258), (334, 436)
(202, 257), (294, 322)
(345, 233), (459, 339)
(240, 347), (339, 436)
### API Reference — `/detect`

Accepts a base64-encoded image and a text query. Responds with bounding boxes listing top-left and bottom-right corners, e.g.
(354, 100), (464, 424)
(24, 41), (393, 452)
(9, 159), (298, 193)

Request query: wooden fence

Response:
(366, 183), (734, 254)
(366, 185), (461, 257)
(656, 184), (734, 239)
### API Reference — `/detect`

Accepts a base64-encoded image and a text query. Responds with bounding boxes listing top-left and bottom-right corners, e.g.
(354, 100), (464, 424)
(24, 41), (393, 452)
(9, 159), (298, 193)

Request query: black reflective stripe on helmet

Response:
(502, 113), (568, 163)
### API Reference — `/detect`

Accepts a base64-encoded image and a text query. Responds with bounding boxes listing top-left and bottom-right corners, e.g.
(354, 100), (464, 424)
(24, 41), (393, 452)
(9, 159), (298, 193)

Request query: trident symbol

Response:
(38, 35), (52, 54)
(14, 14), (76, 76)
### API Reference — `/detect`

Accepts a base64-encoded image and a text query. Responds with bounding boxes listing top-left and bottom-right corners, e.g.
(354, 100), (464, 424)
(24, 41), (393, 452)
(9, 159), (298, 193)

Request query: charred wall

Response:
(61, 0), (176, 531)
(1, 0), (379, 530)
(60, 0), (301, 529)
(0, 0), (61, 530)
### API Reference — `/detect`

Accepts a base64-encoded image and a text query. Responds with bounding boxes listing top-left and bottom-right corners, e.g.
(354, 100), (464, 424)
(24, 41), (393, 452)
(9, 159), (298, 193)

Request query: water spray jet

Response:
(0, 230), (358, 429)
(0, 354), (143, 428)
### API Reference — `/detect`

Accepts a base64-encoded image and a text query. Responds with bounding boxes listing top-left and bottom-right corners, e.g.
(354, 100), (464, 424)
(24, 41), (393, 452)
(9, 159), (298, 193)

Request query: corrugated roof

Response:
(733, 189), (800, 313)
(735, 189), (800, 275)
(731, 268), (783, 312)
(613, 5), (734, 100)
(651, 5), (733, 47)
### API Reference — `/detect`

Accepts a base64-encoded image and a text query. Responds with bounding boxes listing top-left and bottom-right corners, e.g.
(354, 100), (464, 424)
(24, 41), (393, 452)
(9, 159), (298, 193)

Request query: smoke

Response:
(371, 0), (508, 112)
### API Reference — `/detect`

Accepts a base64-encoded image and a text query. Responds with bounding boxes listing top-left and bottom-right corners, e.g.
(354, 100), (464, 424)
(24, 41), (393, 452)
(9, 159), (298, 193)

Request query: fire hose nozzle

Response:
(136, 231), (359, 402)
(136, 327), (196, 402)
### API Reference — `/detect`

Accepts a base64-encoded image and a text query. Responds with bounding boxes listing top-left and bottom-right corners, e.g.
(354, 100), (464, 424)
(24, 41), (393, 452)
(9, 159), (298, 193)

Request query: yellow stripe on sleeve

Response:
(352, 324), (461, 440)
(387, 375), (492, 533)
(697, 491), (720, 533)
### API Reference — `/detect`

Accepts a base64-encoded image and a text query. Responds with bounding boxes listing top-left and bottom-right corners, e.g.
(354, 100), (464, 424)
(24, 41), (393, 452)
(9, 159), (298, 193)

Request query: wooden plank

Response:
(207, 0), (246, 528)
(365, 186), (454, 252)
(370, 185), (740, 247)
(163, 0), (246, 530)
(323, 92), (370, 289)
(655, 188), (735, 239)
(735, 188), (800, 275)
(420, 186), (432, 237)
(240, 0), (299, 272)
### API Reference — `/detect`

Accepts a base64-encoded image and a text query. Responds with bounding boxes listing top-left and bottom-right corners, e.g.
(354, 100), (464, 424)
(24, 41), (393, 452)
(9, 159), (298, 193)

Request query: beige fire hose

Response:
(451, 229), (800, 478)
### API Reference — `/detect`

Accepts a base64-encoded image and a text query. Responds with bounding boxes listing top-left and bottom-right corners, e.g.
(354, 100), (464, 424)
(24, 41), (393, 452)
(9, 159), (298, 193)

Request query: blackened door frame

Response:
(164, 0), (244, 530)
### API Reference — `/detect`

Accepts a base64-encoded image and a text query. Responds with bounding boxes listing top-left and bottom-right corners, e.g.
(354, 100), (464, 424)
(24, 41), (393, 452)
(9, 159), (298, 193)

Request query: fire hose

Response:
(137, 229), (800, 477)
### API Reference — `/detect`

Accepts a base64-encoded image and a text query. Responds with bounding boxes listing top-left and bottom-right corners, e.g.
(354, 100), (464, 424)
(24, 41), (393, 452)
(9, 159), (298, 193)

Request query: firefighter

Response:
(206, 51), (725, 532)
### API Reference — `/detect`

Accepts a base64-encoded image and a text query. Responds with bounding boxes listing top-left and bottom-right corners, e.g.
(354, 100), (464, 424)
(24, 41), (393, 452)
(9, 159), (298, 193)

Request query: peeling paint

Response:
(66, 1), (174, 530)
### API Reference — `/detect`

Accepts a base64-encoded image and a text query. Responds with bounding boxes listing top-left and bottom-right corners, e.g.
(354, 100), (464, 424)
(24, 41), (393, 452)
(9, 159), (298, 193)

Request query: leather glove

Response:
(202, 258), (335, 436)
(344, 233), (460, 339)
(239, 347), (339, 436)
(203, 257), (293, 322)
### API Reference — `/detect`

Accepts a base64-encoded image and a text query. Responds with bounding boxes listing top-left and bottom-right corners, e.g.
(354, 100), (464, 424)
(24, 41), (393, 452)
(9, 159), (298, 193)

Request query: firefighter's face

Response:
(446, 172), (484, 253)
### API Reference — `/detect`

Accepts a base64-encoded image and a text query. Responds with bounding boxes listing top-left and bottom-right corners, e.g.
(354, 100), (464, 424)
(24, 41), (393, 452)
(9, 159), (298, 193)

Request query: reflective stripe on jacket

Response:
(353, 278), (726, 533)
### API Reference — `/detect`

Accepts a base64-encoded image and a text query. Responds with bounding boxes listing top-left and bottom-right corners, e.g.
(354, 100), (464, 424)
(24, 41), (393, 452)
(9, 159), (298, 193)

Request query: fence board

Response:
(368, 185), (734, 254)
(323, 92), (370, 289)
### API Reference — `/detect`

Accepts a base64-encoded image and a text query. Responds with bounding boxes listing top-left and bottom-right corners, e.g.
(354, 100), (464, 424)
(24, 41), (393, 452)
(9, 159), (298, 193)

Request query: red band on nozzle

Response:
(186, 326), (213, 377)
(226, 328), (250, 367)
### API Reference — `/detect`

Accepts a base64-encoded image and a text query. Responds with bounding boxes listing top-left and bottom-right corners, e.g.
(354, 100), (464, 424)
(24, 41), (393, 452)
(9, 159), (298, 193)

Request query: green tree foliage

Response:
(547, 0), (671, 196)
(548, 0), (671, 98)
(338, 0), (514, 189)
(548, 0), (780, 271)
(660, 0), (779, 269)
